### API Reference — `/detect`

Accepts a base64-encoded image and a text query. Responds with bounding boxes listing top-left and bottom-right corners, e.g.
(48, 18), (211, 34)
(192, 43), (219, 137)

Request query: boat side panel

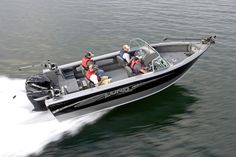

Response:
(49, 58), (198, 121)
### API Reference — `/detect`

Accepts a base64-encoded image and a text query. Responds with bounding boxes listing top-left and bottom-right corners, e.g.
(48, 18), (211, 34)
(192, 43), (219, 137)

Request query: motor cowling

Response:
(25, 73), (51, 111)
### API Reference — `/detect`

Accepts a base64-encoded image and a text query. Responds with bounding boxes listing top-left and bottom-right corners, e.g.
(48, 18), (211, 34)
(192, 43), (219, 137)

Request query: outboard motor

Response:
(25, 73), (52, 111)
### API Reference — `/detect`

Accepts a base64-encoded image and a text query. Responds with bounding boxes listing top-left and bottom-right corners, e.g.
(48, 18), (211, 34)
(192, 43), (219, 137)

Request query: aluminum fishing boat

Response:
(25, 36), (216, 121)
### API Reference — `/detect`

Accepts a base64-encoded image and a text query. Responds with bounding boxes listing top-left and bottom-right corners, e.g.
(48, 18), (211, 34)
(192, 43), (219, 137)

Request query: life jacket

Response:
(119, 50), (125, 59)
(86, 70), (95, 80)
(82, 57), (93, 70)
(85, 70), (100, 82)
(130, 60), (141, 70)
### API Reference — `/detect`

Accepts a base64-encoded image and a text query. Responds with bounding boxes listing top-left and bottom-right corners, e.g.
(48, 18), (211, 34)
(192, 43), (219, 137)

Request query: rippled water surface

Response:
(0, 0), (236, 157)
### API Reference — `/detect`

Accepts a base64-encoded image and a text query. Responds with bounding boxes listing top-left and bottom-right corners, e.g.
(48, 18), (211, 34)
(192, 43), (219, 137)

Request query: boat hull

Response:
(49, 56), (198, 121)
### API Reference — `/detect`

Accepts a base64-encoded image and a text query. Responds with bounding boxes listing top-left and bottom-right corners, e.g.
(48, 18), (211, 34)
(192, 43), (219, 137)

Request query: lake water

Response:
(0, 0), (236, 157)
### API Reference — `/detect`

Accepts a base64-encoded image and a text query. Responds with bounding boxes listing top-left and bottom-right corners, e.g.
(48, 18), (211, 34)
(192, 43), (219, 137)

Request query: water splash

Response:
(0, 76), (106, 157)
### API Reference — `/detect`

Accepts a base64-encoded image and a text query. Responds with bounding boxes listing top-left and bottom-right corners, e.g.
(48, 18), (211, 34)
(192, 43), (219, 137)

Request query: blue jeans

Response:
(96, 69), (104, 77)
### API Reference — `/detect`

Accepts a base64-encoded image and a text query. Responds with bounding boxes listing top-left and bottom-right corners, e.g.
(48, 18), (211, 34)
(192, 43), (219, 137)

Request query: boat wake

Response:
(0, 76), (107, 157)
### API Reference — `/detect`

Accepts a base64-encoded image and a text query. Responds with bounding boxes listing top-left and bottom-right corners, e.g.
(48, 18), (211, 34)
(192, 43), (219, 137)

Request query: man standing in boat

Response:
(119, 45), (131, 63)
(81, 51), (104, 77)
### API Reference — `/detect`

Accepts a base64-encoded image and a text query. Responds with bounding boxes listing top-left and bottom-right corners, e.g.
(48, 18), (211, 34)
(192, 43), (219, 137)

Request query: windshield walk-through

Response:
(130, 38), (169, 71)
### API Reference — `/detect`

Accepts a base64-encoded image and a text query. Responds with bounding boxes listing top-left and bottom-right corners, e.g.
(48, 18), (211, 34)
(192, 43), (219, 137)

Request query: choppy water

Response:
(0, 0), (236, 157)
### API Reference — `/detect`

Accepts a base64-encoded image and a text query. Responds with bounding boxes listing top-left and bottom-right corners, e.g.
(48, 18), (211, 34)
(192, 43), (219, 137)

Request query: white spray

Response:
(0, 76), (107, 157)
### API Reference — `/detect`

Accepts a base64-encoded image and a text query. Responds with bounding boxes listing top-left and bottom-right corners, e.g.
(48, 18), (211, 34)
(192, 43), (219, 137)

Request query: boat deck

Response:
(161, 51), (189, 65)
(104, 68), (128, 82)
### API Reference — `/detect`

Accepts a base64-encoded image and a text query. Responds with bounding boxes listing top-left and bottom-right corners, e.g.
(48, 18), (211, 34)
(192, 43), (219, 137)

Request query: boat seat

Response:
(124, 65), (134, 77)
(115, 56), (134, 77)
(116, 56), (126, 67)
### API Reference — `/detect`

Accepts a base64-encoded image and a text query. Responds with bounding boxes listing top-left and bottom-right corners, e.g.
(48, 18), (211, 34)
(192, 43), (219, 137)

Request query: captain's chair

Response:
(116, 55), (126, 67)
(116, 55), (134, 77)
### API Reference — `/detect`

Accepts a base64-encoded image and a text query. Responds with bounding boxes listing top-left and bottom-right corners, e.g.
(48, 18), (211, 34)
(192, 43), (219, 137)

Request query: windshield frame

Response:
(130, 38), (169, 72)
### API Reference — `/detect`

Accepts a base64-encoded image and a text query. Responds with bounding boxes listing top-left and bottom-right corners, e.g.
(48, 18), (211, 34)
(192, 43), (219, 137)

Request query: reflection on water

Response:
(37, 85), (197, 156)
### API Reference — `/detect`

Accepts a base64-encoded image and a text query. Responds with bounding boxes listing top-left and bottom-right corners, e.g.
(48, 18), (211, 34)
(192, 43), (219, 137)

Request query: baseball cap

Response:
(85, 51), (94, 57)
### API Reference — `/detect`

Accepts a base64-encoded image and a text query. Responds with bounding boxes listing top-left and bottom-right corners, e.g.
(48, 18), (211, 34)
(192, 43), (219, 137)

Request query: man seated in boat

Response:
(81, 51), (104, 77)
(86, 64), (111, 87)
(119, 45), (131, 63)
(130, 56), (148, 75)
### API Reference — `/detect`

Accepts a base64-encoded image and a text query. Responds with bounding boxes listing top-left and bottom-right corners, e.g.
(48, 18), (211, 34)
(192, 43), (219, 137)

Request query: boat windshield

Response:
(130, 38), (169, 71)
(130, 38), (160, 58)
